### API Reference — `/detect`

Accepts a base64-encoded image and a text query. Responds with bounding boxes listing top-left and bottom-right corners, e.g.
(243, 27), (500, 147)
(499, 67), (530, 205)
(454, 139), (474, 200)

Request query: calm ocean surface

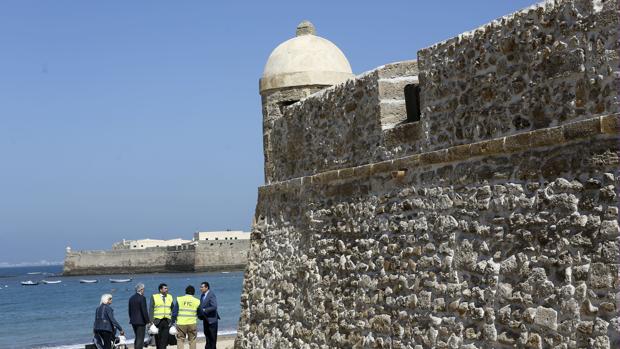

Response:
(0, 265), (244, 349)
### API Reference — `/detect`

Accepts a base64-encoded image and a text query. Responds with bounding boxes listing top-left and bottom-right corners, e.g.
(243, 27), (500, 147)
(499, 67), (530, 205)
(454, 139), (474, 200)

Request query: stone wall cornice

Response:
(259, 113), (618, 194)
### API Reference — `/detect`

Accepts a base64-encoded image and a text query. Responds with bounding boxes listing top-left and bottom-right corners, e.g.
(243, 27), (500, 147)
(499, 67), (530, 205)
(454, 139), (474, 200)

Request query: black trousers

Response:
(202, 321), (218, 349)
(154, 318), (169, 349)
(95, 330), (114, 349)
(132, 324), (146, 349)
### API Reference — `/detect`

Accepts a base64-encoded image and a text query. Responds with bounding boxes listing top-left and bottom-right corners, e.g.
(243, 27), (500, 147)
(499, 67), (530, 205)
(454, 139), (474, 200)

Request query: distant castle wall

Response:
(194, 240), (249, 272)
(63, 247), (170, 275)
(63, 240), (249, 275)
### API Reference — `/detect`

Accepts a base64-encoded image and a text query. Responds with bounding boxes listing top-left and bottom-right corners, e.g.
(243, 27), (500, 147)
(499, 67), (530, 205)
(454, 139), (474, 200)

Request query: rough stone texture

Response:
(261, 85), (326, 183)
(266, 72), (382, 183)
(239, 0), (620, 348)
(263, 0), (618, 183)
(265, 61), (420, 183)
(238, 139), (619, 348)
(63, 240), (249, 275)
(417, 0), (619, 151)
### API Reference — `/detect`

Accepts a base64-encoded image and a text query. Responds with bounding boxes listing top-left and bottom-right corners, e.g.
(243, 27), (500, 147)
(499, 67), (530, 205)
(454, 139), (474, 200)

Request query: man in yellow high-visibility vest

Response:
(172, 285), (201, 349)
(149, 283), (174, 349)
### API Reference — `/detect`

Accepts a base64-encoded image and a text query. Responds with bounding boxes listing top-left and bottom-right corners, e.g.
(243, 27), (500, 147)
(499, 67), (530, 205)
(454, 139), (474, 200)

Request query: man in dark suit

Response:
(128, 283), (150, 349)
(198, 281), (219, 349)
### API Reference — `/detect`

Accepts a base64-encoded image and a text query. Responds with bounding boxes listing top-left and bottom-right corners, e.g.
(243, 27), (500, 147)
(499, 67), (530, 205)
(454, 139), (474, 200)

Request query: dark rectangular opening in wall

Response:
(404, 84), (420, 122)
(278, 100), (299, 114)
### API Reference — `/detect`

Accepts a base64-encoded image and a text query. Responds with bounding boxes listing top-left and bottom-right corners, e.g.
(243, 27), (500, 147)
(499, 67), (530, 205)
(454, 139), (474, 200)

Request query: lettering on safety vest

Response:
(176, 295), (200, 325)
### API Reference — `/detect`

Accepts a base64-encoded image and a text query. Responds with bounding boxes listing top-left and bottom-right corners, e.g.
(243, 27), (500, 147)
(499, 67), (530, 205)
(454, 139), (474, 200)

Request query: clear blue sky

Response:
(0, 0), (536, 264)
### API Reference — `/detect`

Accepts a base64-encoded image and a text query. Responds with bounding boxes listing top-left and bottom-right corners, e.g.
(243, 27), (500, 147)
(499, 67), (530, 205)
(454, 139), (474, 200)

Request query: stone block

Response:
(534, 306), (558, 330)
(529, 127), (565, 148)
(378, 77), (419, 100)
(589, 263), (612, 288)
(527, 333), (543, 349)
(600, 220), (620, 239)
(470, 138), (504, 157)
(503, 132), (531, 153)
(500, 255), (518, 274)
(393, 154), (421, 169)
(380, 100), (407, 127)
(309, 174), (322, 185)
(418, 291), (432, 310)
(370, 160), (393, 175)
(317, 170), (339, 184)
(391, 169), (407, 181)
(563, 117), (601, 140)
(352, 165), (371, 178)
(337, 167), (354, 180)
(377, 60), (419, 79)
(447, 144), (471, 162)
(593, 318), (609, 336)
(482, 324), (497, 341)
(420, 149), (448, 165)
(600, 114), (619, 135)
(384, 122), (423, 148)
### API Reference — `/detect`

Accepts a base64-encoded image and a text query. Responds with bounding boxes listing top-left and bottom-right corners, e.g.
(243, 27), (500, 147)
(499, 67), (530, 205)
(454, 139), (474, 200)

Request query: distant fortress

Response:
(63, 231), (249, 276)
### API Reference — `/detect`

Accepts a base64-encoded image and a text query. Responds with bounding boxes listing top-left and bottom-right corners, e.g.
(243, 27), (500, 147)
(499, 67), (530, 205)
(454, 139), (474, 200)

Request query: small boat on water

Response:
(42, 280), (62, 284)
(27, 272), (42, 275)
(21, 280), (39, 286)
(80, 279), (98, 284)
(109, 278), (132, 283)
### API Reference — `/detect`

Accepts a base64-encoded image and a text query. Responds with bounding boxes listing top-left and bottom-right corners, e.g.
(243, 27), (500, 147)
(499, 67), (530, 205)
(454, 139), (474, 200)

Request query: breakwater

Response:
(63, 240), (248, 275)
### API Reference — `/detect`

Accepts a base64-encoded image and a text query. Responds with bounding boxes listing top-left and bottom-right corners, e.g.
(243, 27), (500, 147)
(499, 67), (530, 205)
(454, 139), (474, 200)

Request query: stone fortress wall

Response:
(63, 239), (249, 275)
(236, 1), (619, 348)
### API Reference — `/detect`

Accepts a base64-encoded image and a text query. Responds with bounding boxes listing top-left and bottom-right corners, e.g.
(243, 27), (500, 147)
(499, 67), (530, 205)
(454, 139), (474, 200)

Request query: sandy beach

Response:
(176, 335), (236, 349)
(127, 334), (236, 349)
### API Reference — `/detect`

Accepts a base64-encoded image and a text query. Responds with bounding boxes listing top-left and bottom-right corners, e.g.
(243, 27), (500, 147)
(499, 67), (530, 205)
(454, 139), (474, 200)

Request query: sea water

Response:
(0, 265), (244, 349)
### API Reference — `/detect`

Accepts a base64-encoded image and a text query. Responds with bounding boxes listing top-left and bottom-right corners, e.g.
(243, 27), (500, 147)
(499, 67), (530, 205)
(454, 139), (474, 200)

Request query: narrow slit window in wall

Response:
(404, 84), (421, 122)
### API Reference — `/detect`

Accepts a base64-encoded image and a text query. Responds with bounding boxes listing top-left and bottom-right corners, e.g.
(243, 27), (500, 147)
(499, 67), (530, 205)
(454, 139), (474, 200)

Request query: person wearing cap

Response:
(94, 293), (125, 349)
(129, 283), (150, 349)
(172, 285), (201, 349)
(149, 283), (174, 349)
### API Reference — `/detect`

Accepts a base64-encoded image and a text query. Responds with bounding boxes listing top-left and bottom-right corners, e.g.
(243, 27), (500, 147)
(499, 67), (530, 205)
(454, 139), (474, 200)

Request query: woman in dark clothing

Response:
(93, 293), (125, 349)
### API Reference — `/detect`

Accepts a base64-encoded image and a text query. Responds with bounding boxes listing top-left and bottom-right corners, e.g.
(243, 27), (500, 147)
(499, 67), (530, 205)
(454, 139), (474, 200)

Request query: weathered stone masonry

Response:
(237, 1), (619, 348)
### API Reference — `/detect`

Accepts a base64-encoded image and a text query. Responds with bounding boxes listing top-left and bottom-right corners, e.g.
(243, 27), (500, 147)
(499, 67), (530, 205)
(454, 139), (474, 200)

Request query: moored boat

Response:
(21, 280), (39, 286)
(42, 280), (62, 284)
(80, 279), (98, 284)
(109, 278), (132, 283)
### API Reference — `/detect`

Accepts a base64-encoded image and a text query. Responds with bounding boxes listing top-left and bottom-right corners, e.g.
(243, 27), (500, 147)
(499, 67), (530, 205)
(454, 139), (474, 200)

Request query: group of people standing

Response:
(93, 281), (219, 349)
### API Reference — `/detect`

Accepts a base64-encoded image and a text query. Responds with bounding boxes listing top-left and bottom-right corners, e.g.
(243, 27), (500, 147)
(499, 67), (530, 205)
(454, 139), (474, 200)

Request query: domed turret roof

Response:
(260, 21), (354, 94)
